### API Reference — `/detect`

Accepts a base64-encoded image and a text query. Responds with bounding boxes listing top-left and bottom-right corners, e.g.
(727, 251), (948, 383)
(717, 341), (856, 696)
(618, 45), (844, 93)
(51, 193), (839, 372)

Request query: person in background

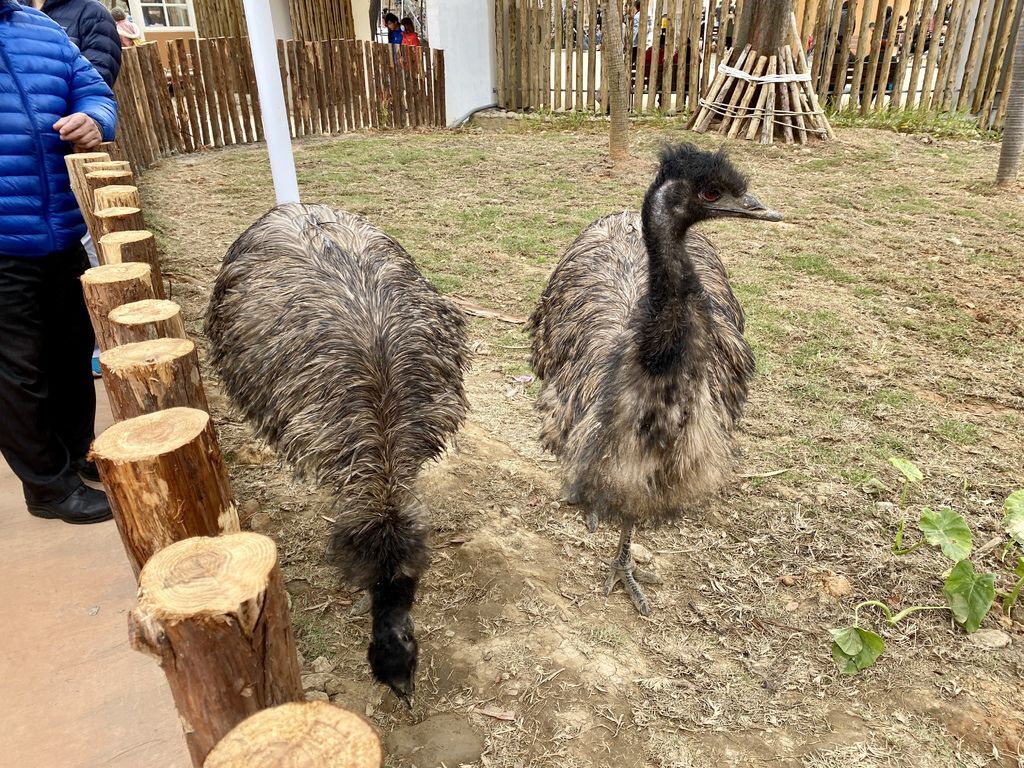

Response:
(0, 0), (118, 524)
(384, 12), (402, 44)
(400, 17), (420, 46)
(111, 6), (141, 47)
(32, 0), (121, 87)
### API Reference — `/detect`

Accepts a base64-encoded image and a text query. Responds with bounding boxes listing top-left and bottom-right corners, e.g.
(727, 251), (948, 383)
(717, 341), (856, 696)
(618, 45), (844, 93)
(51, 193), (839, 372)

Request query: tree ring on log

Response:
(204, 701), (384, 768)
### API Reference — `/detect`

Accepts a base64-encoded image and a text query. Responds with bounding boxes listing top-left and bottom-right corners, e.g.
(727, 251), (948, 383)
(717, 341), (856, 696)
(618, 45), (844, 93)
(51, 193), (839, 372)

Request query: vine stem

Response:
(854, 600), (946, 627)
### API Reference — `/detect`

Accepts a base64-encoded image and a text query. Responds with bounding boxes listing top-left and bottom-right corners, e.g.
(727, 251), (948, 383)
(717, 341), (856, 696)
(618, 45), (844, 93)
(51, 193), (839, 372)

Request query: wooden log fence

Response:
(91, 407), (240, 577)
(494, 0), (1020, 131)
(112, 38), (447, 174)
(204, 702), (383, 768)
(128, 533), (304, 766)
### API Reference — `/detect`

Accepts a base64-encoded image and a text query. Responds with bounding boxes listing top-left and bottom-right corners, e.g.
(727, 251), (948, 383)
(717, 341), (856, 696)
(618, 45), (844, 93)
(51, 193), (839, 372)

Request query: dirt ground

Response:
(141, 121), (1023, 768)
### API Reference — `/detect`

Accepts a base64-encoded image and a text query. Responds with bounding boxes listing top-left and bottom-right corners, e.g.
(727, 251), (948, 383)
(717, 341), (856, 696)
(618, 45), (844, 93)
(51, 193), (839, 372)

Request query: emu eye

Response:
(699, 189), (722, 203)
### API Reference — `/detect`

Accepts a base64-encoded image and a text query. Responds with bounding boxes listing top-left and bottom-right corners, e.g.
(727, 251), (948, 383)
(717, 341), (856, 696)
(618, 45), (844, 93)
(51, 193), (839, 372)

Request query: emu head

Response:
(368, 611), (418, 707)
(644, 143), (782, 230)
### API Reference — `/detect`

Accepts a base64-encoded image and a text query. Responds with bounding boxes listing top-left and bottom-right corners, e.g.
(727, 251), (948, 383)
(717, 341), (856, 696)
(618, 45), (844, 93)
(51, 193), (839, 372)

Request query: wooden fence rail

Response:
(113, 38), (446, 173)
(495, 0), (1019, 131)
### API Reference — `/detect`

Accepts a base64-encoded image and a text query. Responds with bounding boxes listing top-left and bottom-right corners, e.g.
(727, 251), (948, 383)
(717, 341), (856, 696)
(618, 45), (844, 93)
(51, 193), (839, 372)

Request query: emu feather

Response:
(528, 145), (780, 615)
(206, 203), (469, 703)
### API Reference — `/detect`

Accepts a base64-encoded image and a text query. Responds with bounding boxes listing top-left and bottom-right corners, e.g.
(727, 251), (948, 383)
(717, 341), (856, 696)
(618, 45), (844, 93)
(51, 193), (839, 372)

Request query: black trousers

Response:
(0, 245), (96, 501)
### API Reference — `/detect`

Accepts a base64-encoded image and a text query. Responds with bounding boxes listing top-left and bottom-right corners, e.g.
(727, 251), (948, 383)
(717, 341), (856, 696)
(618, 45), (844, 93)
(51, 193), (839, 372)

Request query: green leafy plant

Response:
(830, 460), (1019, 675)
(1001, 491), (1024, 614)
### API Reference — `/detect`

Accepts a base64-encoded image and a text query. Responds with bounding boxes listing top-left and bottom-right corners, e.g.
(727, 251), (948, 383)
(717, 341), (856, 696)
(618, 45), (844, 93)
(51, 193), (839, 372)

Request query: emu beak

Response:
(712, 192), (783, 222)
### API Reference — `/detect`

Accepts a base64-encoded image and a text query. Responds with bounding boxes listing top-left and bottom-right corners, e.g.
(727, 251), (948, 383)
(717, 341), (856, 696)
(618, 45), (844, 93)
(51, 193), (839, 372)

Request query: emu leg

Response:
(349, 591), (371, 616)
(603, 522), (661, 616)
(562, 485), (600, 533)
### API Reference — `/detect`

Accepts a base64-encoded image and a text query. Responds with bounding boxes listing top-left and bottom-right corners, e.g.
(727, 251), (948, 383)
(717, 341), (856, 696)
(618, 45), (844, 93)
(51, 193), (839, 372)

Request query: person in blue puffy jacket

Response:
(0, 0), (118, 524)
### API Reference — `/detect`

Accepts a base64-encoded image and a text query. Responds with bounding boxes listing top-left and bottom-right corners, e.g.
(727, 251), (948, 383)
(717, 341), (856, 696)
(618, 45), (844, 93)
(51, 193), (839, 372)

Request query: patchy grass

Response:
(142, 122), (1024, 768)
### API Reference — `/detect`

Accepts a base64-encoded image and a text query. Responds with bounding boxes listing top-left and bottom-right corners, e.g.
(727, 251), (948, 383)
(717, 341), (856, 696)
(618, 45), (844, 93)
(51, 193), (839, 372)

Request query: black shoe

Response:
(27, 483), (112, 525)
(72, 457), (101, 483)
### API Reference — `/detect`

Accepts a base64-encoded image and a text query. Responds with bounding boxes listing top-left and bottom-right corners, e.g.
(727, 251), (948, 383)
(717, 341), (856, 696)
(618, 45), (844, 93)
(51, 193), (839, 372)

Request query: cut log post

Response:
(94, 183), (142, 211)
(204, 702), (384, 768)
(99, 230), (165, 298)
(83, 160), (133, 175)
(91, 407), (240, 577)
(99, 338), (209, 421)
(95, 206), (145, 236)
(86, 170), (134, 212)
(81, 262), (156, 352)
(108, 299), (186, 345)
(66, 151), (111, 241)
(129, 533), (303, 766)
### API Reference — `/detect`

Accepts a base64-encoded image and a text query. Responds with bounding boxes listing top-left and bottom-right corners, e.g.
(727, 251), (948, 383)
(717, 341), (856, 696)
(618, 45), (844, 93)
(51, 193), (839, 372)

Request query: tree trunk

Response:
(108, 299), (186, 345)
(99, 230), (166, 298)
(91, 407), (240, 577)
(99, 338), (209, 421)
(204, 702), (384, 768)
(605, 0), (630, 162)
(735, 0), (795, 55)
(95, 206), (145, 236)
(129, 533), (303, 766)
(996, 13), (1024, 187)
(81, 262), (157, 352)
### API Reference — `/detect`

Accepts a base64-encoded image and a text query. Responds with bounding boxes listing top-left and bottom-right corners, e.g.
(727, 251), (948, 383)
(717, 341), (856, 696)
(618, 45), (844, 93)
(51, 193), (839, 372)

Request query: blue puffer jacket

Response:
(0, 0), (117, 257)
(38, 0), (121, 87)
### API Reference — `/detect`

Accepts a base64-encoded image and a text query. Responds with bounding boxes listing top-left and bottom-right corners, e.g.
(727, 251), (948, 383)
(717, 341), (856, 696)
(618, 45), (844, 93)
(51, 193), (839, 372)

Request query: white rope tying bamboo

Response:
(717, 63), (811, 83)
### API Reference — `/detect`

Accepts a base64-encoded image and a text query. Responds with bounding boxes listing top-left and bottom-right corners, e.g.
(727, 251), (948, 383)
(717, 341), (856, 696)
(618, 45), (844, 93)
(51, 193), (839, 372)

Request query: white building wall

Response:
(269, 0), (293, 38)
(427, 0), (498, 126)
(353, 0), (373, 41)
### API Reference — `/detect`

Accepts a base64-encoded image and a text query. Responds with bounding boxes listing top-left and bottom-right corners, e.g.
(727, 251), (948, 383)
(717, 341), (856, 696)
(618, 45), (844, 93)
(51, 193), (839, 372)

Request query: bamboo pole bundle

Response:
(91, 407), (240, 576)
(81, 262), (156, 352)
(204, 702), (383, 768)
(108, 299), (186, 345)
(99, 338), (209, 421)
(129, 533), (302, 765)
(98, 230), (165, 298)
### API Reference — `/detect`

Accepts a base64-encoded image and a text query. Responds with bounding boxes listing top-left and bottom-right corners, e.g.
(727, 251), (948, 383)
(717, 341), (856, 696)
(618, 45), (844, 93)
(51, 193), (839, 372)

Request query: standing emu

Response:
(527, 144), (781, 616)
(206, 203), (469, 705)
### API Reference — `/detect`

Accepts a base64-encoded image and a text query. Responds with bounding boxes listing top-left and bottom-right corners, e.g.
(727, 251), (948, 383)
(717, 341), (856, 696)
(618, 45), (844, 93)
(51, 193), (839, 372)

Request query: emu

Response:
(527, 144), (781, 616)
(206, 203), (469, 705)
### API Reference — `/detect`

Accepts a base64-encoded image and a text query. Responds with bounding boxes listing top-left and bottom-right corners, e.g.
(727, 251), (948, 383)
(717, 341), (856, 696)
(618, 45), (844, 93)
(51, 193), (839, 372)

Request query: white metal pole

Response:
(240, 0), (300, 204)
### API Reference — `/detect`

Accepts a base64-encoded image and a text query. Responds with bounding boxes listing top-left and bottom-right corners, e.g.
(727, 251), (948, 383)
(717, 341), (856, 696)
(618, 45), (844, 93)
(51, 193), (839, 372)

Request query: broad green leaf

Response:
(1004, 490), (1024, 547)
(919, 507), (973, 562)
(889, 457), (923, 484)
(830, 626), (885, 675)
(1016, 557), (1024, 579)
(943, 560), (996, 633)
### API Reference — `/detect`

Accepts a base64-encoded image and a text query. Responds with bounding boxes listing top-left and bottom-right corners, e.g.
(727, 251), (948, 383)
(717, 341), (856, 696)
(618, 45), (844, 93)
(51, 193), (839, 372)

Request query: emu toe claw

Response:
(603, 561), (658, 617)
(349, 592), (371, 617)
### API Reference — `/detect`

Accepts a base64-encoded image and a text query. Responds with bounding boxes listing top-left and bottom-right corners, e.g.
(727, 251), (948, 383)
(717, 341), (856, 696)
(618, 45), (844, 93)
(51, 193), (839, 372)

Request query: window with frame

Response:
(140, 0), (190, 28)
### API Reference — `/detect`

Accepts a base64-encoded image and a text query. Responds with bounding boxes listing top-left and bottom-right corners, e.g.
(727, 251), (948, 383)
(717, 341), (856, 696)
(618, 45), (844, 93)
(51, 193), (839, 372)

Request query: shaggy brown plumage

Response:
(527, 145), (781, 615)
(206, 203), (469, 703)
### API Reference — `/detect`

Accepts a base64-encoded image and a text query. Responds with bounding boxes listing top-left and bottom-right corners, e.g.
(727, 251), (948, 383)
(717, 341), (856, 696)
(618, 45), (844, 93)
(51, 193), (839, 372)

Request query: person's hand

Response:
(53, 113), (102, 149)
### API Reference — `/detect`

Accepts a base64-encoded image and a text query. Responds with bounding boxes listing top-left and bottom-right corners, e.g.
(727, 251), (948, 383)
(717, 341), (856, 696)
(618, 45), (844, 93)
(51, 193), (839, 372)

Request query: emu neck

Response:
(370, 575), (416, 637)
(638, 195), (703, 375)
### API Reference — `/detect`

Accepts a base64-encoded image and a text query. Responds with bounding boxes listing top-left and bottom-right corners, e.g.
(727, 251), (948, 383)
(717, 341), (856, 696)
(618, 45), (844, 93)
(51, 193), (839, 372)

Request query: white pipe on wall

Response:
(241, 0), (300, 204)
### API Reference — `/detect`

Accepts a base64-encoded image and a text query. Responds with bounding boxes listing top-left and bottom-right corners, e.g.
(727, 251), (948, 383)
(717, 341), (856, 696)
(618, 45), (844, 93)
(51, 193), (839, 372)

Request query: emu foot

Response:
(349, 591), (371, 617)
(603, 561), (662, 617)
